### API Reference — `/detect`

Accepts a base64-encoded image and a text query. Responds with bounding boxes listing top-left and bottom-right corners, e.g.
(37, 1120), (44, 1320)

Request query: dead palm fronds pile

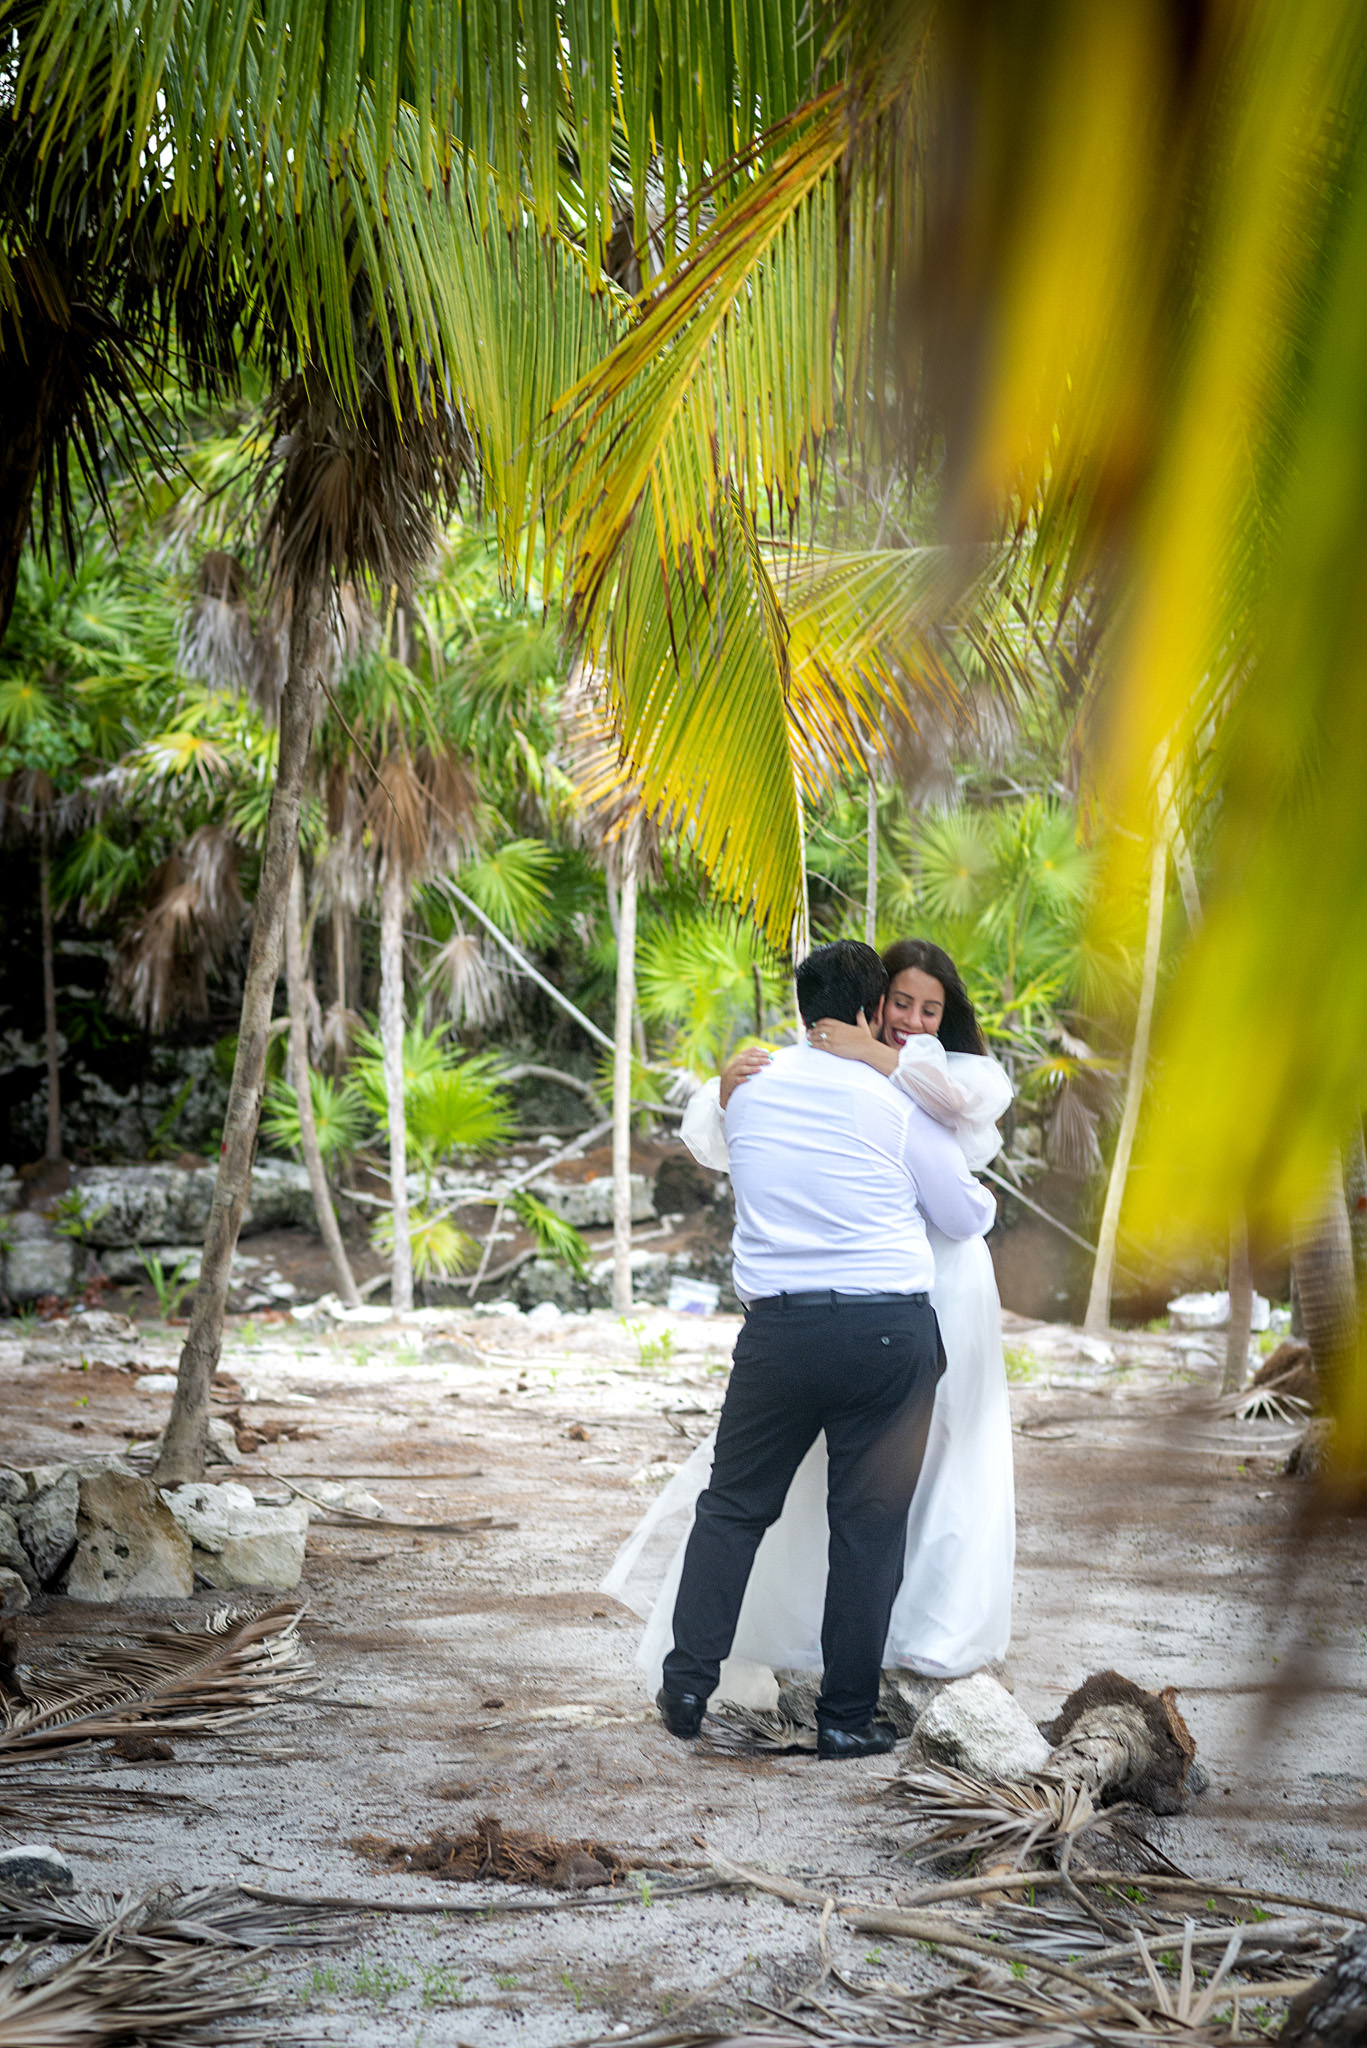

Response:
(0, 1604), (309, 1765)
(0, 1884), (353, 2048)
(697, 1849), (1360, 2048)
(0, 1884), (352, 1954)
(350, 1814), (632, 1889)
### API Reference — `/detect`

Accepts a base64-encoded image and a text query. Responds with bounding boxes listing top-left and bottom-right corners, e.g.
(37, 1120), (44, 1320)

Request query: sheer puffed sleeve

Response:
(892, 1037), (1012, 1171)
(679, 1075), (730, 1171)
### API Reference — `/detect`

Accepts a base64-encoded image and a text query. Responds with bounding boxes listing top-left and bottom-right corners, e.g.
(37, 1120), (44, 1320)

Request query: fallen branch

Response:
(263, 1468), (513, 1535)
(708, 1851), (1152, 2027)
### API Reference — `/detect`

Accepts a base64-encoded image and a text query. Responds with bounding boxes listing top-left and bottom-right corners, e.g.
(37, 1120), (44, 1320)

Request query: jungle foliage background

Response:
(4, 0), (1367, 1475)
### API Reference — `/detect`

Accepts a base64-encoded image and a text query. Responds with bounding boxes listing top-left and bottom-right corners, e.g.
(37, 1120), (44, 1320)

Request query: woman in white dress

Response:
(602, 938), (1015, 1704)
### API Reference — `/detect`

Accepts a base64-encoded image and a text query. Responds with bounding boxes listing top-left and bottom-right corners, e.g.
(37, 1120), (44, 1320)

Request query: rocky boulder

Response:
(0, 1513), (37, 1597)
(162, 1482), (308, 1589)
(912, 1671), (1052, 1781)
(0, 1568), (30, 1618)
(533, 1172), (655, 1230)
(17, 1465), (79, 1585)
(76, 1157), (315, 1253)
(3, 1213), (78, 1302)
(65, 1465), (194, 1602)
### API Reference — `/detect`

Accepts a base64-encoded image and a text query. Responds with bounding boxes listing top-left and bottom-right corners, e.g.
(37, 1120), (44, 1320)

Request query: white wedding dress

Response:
(601, 1037), (1015, 1704)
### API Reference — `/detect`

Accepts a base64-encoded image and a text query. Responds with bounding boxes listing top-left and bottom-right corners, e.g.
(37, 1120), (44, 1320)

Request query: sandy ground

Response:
(1, 1301), (1364, 2045)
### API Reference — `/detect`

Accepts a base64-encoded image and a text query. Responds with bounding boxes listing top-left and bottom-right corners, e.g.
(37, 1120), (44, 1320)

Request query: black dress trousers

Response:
(661, 1292), (945, 1730)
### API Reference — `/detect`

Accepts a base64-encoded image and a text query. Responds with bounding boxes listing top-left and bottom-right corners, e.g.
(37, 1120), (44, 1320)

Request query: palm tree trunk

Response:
(612, 841), (639, 1315)
(0, 353), (60, 642)
(38, 812), (61, 1163)
(1222, 1216), (1252, 1395)
(864, 774), (878, 947)
(285, 865), (361, 1307)
(1291, 1160), (1357, 1420)
(379, 859), (413, 1313)
(154, 603), (322, 1485)
(1084, 832), (1167, 1333)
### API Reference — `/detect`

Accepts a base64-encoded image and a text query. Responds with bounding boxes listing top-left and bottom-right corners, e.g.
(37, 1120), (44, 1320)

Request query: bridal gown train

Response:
(601, 1037), (1015, 1704)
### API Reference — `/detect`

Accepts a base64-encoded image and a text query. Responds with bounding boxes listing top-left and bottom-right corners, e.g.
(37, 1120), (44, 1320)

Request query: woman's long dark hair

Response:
(880, 938), (987, 1056)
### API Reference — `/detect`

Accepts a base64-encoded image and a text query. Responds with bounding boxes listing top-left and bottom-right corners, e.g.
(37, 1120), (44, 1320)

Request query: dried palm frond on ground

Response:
(0, 1777), (201, 1839)
(702, 1671), (928, 1756)
(0, 1604), (309, 1764)
(702, 1849), (1352, 2048)
(0, 1921), (284, 2047)
(350, 1813), (632, 1889)
(0, 1883), (353, 1954)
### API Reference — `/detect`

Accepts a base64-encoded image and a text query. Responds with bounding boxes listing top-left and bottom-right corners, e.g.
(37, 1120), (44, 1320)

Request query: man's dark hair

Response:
(795, 940), (888, 1027)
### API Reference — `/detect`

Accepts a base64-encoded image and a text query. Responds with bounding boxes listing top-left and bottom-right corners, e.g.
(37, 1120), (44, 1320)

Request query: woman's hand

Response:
(808, 1012), (898, 1075)
(720, 1045), (771, 1108)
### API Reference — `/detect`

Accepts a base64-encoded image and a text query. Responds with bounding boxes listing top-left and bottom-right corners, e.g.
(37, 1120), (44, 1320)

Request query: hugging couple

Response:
(603, 936), (1015, 1759)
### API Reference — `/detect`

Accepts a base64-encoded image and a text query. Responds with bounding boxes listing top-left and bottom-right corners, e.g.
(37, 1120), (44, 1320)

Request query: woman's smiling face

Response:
(882, 966), (946, 1047)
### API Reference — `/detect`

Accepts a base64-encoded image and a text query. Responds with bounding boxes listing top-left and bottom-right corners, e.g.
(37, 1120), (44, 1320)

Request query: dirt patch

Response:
(350, 1814), (631, 1888)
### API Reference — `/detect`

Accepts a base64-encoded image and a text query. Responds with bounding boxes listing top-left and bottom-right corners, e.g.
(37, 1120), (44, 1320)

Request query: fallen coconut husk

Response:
(886, 1669), (1197, 1865)
(349, 1812), (632, 1889)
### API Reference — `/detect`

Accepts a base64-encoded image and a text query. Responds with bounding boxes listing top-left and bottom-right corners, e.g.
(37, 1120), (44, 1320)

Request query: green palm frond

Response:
(456, 838), (557, 942)
(510, 1189), (590, 1279)
(261, 1071), (368, 1167)
(916, 812), (997, 922)
(369, 1202), (477, 1282)
(406, 1058), (515, 1161)
(350, 1021), (453, 1129)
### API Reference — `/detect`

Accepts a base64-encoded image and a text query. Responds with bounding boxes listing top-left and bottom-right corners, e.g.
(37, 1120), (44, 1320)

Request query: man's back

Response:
(725, 1043), (932, 1298)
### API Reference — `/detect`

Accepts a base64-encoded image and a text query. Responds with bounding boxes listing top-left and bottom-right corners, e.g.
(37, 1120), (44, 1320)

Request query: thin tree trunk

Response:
(612, 842), (639, 1315)
(864, 774), (878, 947)
(332, 899), (348, 1014)
(38, 813), (61, 1163)
(1222, 1216), (1252, 1395)
(380, 860), (413, 1313)
(1084, 833), (1167, 1333)
(155, 603), (322, 1484)
(285, 865), (361, 1307)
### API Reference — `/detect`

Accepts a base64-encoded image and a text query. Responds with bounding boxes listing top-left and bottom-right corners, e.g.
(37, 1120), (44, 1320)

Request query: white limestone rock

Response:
(65, 1464), (194, 1602)
(0, 1512), (37, 1597)
(912, 1672), (1052, 1782)
(4, 1214), (78, 1301)
(163, 1482), (308, 1590)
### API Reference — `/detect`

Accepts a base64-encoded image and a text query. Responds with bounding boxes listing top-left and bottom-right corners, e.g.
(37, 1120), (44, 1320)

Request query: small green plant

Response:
(1010, 1961), (1028, 1980)
(420, 1963), (464, 2007)
(864, 1948), (883, 1966)
(50, 1188), (109, 1242)
(560, 1971), (586, 2010)
(494, 1973), (519, 1991)
(635, 1876), (655, 1908)
(240, 1317), (261, 1347)
(302, 1963), (339, 2002)
(1003, 1343), (1036, 1383)
(352, 1957), (412, 2006)
(622, 1317), (677, 1369)
(370, 1201), (477, 1284)
(137, 1247), (195, 1319)
(510, 1189), (590, 1278)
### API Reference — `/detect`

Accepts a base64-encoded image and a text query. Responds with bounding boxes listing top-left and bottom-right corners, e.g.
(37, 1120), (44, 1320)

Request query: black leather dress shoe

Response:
(656, 1686), (707, 1739)
(815, 1718), (898, 1759)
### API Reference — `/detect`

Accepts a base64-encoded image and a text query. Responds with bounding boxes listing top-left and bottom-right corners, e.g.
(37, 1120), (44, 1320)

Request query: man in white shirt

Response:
(659, 941), (996, 1757)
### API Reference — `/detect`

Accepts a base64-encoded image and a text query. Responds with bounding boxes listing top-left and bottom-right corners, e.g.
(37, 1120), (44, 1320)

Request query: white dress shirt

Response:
(716, 1043), (996, 1302)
